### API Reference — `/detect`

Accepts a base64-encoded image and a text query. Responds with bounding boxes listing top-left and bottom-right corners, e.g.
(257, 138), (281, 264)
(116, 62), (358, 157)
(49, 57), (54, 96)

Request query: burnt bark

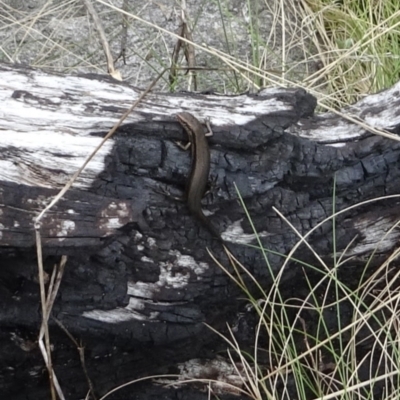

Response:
(1, 63), (400, 399)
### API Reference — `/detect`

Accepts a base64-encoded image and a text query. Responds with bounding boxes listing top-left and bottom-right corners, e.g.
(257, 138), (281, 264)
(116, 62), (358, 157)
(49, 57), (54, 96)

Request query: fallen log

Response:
(1, 62), (400, 398)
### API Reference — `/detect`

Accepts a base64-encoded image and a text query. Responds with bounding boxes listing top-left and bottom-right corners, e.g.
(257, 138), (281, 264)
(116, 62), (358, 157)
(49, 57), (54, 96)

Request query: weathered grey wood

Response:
(1, 63), (400, 399)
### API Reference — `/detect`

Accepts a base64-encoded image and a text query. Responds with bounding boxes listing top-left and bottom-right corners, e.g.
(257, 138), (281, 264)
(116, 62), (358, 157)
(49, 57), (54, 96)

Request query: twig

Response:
(169, 23), (185, 86)
(181, 8), (197, 90)
(84, 0), (122, 80)
(115, 0), (129, 64)
(169, 5), (197, 90)
(54, 318), (98, 400)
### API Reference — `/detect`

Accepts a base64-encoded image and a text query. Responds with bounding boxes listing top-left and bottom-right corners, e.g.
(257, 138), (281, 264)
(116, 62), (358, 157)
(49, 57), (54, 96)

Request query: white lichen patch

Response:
(99, 201), (132, 232)
(50, 220), (76, 240)
(84, 250), (211, 323)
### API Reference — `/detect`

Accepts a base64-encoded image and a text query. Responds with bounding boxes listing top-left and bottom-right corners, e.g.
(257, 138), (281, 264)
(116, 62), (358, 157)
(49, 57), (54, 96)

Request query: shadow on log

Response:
(1, 63), (400, 399)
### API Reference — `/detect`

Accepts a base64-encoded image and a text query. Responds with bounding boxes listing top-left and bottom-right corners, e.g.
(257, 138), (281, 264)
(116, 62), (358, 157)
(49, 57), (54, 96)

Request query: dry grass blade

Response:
(34, 67), (167, 227)
(33, 68), (168, 397)
(36, 254), (68, 400)
(84, 0), (121, 80)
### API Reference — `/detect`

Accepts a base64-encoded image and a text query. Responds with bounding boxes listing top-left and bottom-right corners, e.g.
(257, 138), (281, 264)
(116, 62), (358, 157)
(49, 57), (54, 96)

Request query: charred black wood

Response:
(1, 63), (400, 399)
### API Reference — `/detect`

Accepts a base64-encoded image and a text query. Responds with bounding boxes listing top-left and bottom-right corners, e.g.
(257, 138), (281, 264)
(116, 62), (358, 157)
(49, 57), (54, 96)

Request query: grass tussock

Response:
(206, 193), (400, 400)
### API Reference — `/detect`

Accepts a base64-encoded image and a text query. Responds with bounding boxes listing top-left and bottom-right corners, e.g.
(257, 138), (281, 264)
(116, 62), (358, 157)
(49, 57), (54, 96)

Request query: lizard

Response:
(175, 112), (224, 242)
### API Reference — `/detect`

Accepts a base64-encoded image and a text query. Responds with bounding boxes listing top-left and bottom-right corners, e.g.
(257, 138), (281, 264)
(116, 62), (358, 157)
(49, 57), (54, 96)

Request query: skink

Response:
(176, 112), (223, 241)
